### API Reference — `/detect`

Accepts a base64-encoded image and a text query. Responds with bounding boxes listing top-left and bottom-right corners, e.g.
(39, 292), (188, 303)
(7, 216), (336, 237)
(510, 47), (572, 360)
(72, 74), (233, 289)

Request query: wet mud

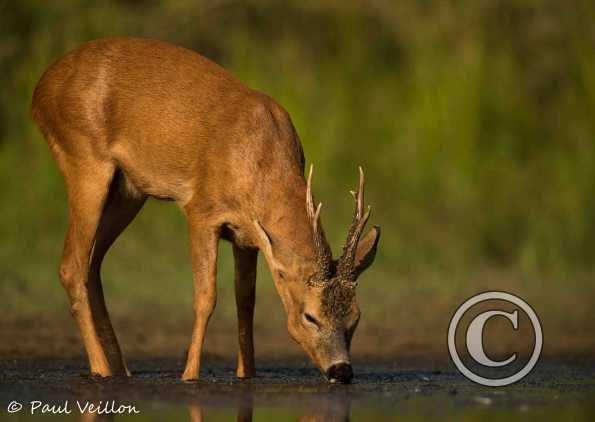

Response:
(1, 358), (594, 420)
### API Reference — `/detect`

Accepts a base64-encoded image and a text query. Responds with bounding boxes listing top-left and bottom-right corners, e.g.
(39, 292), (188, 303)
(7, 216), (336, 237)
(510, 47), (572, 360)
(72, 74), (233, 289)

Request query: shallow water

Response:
(1, 358), (594, 421)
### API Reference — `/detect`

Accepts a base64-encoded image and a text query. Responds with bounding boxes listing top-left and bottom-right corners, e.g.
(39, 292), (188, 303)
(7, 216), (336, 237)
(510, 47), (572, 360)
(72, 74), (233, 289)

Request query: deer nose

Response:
(326, 362), (353, 384)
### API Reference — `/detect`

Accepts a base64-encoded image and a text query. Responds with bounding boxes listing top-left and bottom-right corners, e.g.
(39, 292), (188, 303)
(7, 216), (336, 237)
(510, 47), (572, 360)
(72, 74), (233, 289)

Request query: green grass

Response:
(1, 1), (595, 351)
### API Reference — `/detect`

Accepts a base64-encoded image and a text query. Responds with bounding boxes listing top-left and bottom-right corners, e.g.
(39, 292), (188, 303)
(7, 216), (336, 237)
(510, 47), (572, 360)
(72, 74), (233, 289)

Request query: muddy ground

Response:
(2, 309), (594, 420)
(1, 357), (594, 421)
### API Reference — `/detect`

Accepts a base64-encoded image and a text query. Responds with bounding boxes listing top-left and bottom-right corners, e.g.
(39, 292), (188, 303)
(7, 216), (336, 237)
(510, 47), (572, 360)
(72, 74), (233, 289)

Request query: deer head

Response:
(255, 166), (380, 383)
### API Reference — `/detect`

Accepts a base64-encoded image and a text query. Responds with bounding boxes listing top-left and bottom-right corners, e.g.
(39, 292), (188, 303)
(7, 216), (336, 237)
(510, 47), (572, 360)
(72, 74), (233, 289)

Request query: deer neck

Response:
(263, 185), (318, 262)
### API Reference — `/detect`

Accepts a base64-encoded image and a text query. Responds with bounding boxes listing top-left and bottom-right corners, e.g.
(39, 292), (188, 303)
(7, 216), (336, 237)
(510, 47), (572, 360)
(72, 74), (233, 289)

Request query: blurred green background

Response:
(1, 0), (594, 360)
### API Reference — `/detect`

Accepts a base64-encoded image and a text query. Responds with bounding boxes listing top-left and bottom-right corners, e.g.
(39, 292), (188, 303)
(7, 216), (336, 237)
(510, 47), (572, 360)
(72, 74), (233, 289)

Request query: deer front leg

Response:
(182, 222), (219, 381)
(233, 244), (258, 378)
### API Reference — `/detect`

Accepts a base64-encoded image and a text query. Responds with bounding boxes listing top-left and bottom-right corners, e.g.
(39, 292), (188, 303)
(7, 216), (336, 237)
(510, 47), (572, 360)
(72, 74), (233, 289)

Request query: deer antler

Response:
(306, 165), (333, 281)
(336, 166), (371, 283)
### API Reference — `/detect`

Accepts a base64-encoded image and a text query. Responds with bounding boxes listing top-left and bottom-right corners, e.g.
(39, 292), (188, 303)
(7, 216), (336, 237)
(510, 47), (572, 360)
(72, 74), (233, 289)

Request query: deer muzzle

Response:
(325, 362), (353, 384)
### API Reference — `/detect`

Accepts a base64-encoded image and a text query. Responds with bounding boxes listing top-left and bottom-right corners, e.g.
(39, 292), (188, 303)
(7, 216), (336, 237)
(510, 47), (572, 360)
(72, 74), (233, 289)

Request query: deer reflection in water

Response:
(78, 395), (350, 422)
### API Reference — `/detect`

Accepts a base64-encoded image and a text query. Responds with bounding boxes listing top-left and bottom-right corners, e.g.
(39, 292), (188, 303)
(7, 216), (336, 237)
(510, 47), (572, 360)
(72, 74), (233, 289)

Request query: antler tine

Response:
(312, 201), (322, 234)
(349, 167), (365, 218)
(356, 166), (364, 218)
(306, 164), (315, 218)
(305, 165), (333, 282)
(338, 166), (372, 281)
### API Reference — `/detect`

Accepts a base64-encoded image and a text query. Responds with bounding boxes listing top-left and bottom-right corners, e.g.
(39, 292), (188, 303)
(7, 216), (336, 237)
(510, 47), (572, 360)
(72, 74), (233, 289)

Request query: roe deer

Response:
(30, 38), (380, 383)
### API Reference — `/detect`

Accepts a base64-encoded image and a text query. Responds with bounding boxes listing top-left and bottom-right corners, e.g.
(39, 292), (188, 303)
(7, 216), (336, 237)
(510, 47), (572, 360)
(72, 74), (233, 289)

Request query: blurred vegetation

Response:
(1, 0), (594, 350)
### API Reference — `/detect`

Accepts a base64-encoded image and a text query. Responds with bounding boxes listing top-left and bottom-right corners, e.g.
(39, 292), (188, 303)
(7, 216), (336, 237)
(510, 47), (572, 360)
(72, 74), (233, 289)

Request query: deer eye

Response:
(303, 313), (320, 328)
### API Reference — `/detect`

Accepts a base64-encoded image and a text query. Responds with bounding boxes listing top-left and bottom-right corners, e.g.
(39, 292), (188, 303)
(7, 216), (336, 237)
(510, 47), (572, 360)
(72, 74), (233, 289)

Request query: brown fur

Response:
(30, 37), (379, 382)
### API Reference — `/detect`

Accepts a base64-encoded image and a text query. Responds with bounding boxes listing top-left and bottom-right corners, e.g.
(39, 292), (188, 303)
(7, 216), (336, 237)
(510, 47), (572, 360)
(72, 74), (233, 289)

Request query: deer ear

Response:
(253, 220), (286, 272)
(354, 225), (380, 277)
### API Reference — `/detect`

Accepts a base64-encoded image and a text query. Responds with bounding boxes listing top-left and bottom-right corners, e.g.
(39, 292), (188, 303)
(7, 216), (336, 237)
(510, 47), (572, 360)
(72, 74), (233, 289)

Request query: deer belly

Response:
(110, 142), (196, 203)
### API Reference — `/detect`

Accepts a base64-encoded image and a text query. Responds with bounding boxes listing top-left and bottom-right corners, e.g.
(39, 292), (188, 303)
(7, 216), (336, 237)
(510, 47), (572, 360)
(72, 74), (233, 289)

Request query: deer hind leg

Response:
(233, 244), (258, 378)
(56, 151), (121, 376)
(87, 171), (147, 376)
